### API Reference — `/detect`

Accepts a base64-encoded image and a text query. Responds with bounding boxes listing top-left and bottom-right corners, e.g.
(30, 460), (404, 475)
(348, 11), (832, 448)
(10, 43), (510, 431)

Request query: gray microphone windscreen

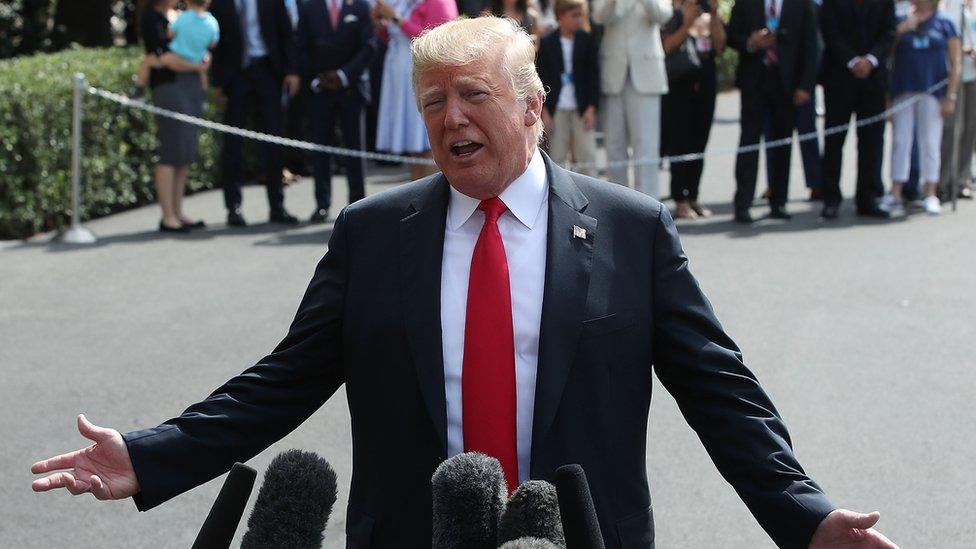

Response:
(240, 449), (338, 549)
(498, 480), (565, 547)
(498, 537), (561, 549)
(431, 452), (508, 549)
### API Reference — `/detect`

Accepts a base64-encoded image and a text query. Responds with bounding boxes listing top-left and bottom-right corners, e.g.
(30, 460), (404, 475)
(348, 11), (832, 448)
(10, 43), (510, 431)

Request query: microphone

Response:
(431, 452), (508, 549)
(191, 462), (257, 549)
(498, 538), (560, 549)
(240, 449), (338, 549)
(553, 464), (605, 549)
(497, 480), (565, 547)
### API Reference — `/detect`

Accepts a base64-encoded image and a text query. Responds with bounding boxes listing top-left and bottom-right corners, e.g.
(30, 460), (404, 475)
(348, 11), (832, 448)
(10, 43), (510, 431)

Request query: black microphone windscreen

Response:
(431, 452), (507, 549)
(498, 480), (565, 547)
(498, 537), (561, 549)
(554, 464), (605, 549)
(240, 449), (338, 549)
(191, 462), (257, 549)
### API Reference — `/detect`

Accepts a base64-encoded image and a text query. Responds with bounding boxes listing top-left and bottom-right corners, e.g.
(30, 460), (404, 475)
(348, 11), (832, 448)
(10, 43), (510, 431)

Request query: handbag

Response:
(665, 35), (703, 83)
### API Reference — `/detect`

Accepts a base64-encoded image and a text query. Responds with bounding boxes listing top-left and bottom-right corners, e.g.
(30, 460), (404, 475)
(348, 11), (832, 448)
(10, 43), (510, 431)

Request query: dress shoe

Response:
(734, 209), (755, 224)
(159, 220), (191, 233)
(227, 209), (247, 227)
(808, 187), (823, 201)
(768, 207), (792, 220)
(820, 204), (839, 219)
(269, 208), (299, 225)
(310, 208), (329, 224)
(855, 204), (891, 219)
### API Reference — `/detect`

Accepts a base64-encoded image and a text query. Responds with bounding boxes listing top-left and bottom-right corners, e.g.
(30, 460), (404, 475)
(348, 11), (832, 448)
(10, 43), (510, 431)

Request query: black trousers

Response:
(308, 87), (366, 212)
(662, 63), (717, 202)
(822, 76), (886, 209)
(735, 66), (796, 211)
(220, 58), (285, 212)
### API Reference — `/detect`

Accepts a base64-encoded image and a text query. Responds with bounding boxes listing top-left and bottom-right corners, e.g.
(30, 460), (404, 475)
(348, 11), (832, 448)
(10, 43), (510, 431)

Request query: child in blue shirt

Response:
(133, 0), (220, 98)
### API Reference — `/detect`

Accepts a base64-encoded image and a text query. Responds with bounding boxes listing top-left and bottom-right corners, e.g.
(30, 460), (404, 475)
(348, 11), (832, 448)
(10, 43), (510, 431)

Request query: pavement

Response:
(2, 90), (975, 548)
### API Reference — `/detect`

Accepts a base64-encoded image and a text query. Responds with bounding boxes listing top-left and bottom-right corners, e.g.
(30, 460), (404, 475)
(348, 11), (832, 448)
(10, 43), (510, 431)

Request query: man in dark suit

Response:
(298, 0), (376, 223)
(211, 0), (301, 226)
(818, 0), (895, 219)
(31, 16), (896, 549)
(729, 0), (818, 222)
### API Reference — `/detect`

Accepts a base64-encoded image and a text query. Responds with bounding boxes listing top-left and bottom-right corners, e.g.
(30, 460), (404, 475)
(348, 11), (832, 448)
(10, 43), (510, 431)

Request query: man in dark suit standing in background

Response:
(818, 0), (895, 219)
(729, 0), (818, 222)
(298, 0), (376, 223)
(211, 0), (301, 227)
(31, 16), (897, 549)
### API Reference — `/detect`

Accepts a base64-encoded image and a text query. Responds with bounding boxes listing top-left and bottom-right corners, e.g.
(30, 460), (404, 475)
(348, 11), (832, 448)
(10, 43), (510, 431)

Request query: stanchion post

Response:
(61, 73), (97, 244)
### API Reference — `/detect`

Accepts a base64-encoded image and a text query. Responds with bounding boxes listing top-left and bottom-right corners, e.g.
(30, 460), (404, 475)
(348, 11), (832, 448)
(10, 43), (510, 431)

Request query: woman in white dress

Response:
(372, 0), (458, 180)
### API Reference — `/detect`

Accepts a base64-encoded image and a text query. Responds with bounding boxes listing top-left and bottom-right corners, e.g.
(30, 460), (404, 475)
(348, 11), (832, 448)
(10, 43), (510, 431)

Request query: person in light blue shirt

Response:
(134, 0), (219, 96)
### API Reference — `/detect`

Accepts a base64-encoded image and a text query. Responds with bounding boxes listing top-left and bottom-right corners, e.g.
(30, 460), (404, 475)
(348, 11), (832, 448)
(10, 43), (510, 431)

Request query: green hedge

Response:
(0, 46), (219, 239)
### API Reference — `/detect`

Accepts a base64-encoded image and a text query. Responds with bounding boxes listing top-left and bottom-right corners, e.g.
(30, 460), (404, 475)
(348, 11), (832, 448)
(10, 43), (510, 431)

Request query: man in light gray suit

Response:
(592, 0), (673, 199)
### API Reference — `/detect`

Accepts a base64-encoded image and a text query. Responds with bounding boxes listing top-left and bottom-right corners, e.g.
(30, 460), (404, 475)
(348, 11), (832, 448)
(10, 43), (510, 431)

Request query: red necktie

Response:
(765, 0), (779, 66)
(329, 0), (341, 28)
(462, 197), (519, 493)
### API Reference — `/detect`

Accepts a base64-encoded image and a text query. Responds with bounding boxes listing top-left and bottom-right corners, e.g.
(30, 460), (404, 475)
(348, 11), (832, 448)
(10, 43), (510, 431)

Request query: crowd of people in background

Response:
(133, 0), (976, 232)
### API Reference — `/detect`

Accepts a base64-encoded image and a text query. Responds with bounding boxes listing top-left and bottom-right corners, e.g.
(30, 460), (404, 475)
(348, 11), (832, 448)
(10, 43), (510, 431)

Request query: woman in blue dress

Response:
(372, 0), (458, 180)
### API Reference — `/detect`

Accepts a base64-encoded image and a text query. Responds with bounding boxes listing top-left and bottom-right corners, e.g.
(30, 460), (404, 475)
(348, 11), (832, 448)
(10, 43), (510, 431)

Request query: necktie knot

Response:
(478, 197), (507, 224)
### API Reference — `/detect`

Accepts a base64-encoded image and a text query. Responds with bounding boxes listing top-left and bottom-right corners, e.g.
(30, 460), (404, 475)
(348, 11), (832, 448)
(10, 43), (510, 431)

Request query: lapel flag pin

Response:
(572, 225), (587, 239)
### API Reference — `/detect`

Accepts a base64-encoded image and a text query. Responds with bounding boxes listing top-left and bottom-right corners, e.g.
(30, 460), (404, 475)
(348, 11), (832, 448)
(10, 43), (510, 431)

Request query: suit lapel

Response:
(400, 176), (450, 455)
(530, 155), (597, 471)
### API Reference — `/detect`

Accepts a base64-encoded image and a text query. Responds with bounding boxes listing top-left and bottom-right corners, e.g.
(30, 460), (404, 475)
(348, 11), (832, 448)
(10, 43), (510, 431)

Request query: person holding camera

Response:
(661, 0), (726, 219)
(728, 0), (818, 222)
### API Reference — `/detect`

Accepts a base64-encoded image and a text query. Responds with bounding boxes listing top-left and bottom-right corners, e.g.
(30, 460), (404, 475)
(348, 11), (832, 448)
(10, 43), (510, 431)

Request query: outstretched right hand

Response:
(31, 414), (139, 500)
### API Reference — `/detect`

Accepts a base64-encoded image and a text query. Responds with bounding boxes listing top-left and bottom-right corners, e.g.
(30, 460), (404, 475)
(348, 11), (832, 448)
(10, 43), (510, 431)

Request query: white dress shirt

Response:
(441, 149), (548, 483)
(557, 35), (578, 112)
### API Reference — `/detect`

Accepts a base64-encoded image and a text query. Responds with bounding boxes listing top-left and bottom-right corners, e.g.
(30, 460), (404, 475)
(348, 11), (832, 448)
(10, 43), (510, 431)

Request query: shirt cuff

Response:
(865, 54), (879, 67)
(846, 57), (859, 70)
(337, 69), (348, 88)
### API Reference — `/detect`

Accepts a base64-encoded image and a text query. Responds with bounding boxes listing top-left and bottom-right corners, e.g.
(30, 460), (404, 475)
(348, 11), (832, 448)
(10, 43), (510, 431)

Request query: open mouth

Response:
(450, 140), (484, 158)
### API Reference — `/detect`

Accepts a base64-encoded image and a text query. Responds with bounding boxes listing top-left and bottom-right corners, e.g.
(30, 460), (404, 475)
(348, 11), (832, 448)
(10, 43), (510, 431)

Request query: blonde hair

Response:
(411, 16), (546, 139)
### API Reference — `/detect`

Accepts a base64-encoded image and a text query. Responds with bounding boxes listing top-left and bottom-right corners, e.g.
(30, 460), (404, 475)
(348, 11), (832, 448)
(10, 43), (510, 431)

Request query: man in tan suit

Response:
(592, 0), (673, 198)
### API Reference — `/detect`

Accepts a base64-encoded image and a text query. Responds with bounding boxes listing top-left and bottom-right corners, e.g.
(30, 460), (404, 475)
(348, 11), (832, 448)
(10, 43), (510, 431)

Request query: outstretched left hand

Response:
(810, 509), (898, 549)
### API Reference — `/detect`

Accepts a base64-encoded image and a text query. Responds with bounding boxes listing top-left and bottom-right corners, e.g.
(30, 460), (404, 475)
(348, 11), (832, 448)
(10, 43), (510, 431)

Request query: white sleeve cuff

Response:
(337, 70), (349, 88)
(865, 54), (879, 67)
(847, 57), (860, 70)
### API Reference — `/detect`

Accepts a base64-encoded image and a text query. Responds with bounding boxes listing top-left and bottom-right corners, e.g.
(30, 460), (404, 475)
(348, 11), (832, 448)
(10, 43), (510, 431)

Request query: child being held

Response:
(535, 0), (600, 177)
(133, 0), (219, 98)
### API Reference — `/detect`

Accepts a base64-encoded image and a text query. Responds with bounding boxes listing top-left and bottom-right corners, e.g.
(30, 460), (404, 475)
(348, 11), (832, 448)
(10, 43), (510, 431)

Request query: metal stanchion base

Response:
(60, 225), (97, 244)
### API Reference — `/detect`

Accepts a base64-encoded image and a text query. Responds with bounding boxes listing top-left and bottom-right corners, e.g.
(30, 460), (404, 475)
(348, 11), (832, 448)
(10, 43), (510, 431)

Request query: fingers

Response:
(32, 471), (91, 495)
(77, 414), (115, 444)
(31, 448), (83, 474)
(845, 510), (881, 529)
(89, 475), (112, 500)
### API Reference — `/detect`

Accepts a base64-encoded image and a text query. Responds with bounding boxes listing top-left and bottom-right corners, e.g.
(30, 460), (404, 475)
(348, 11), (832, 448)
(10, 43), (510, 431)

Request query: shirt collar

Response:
(447, 148), (548, 231)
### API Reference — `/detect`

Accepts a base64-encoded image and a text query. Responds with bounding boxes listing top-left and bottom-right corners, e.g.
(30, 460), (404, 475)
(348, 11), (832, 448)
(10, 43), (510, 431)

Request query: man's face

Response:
(557, 7), (584, 33)
(417, 53), (541, 199)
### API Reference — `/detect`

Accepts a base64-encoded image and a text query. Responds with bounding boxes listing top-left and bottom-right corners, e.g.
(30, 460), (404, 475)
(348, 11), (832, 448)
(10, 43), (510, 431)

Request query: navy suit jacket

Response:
(123, 155), (836, 548)
(297, 0), (376, 87)
(536, 30), (600, 117)
(818, 0), (895, 87)
(728, 0), (819, 96)
(210, 0), (298, 88)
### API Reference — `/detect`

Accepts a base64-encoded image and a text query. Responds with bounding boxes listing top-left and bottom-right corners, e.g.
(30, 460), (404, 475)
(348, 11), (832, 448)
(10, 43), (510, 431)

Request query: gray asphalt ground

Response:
(3, 90), (974, 548)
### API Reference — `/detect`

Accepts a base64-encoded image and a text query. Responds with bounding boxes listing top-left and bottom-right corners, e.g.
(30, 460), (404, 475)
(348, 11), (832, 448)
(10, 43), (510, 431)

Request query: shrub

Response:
(0, 46), (219, 239)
